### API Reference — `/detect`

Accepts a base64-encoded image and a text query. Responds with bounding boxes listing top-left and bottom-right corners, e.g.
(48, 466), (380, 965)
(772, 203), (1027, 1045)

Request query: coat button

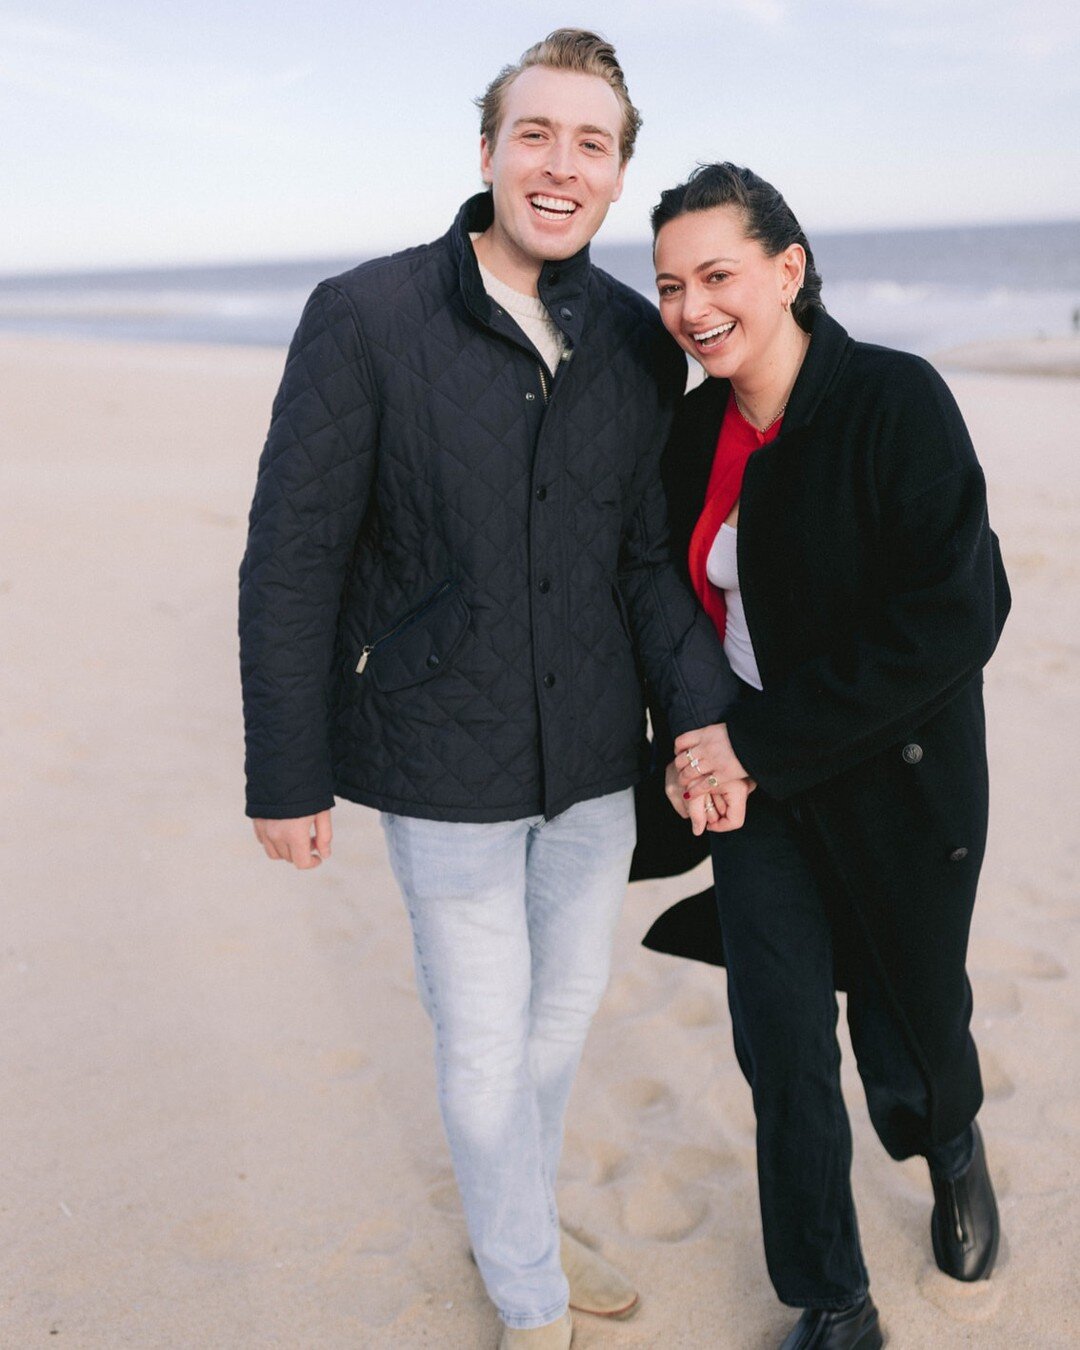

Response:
(902, 743), (923, 764)
(525, 392), (536, 401)
(535, 485), (547, 501)
(560, 306), (573, 319)
(426, 653), (440, 668)
(543, 673), (556, 688)
(538, 578), (551, 593)
(949, 847), (969, 862)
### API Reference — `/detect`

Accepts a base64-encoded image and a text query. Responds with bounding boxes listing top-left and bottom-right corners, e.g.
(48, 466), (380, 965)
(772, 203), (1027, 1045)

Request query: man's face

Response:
(480, 65), (627, 276)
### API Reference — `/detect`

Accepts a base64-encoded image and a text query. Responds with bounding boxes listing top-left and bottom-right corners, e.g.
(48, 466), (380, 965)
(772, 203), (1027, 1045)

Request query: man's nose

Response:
(544, 139), (576, 180)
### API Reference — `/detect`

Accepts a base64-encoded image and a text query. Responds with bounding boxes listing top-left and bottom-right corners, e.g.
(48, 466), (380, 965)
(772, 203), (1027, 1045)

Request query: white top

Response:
(705, 524), (763, 690)
(471, 234), (567, 376)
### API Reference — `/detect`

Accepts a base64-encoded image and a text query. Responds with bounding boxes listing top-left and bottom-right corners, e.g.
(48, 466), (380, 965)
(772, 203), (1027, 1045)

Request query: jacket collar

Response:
(449, 192), (590, 349)
(780, 310), (855, 434)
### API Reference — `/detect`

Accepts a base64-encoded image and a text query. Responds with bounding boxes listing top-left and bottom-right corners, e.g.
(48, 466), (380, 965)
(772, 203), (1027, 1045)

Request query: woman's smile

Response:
(691, 320), (735, 353)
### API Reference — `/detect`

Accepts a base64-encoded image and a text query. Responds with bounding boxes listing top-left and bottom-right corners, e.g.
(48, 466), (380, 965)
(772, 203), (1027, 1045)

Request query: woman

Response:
(648, 164), (1010, 1350)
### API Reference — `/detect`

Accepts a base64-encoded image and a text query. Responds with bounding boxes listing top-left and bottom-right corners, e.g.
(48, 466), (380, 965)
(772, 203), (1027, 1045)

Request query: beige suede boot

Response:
(561, 1230), (639, 1319)
(498, 1310), (573, 1349)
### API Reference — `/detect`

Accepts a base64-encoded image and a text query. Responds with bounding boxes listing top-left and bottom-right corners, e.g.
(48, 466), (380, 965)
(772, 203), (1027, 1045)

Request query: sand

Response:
(1, 334), (1077, 1348)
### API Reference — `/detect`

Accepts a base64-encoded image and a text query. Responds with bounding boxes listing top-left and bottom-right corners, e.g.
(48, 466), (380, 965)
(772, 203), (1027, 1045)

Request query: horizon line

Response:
(2, 215), (1079, 285)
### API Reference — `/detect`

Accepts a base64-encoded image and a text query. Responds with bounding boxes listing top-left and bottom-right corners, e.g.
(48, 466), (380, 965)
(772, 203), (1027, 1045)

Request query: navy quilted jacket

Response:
(239, 194), (736, 821)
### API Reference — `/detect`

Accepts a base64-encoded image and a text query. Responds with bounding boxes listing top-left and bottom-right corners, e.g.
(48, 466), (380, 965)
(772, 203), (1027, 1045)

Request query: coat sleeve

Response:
(726, 362), (1010, 799)
(617, 348), (740, 739)
(238, 283), (378, 818)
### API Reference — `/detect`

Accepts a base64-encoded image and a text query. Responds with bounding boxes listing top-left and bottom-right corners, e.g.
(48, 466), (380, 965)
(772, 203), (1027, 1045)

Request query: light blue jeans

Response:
(380, 788), (636, 1329)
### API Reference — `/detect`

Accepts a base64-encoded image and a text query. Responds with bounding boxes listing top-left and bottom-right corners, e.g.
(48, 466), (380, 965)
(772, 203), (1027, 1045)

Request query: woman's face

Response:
(654, 204), (801, 384)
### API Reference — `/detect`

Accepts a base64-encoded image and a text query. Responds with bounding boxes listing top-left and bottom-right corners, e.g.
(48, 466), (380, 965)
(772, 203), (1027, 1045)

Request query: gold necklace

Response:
(733, 329), (811, 432)
(733, 391), (788, 434)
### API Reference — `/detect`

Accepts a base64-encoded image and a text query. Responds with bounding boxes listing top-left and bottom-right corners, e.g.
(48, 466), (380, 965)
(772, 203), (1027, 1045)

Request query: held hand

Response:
(253, 809), (333, 870)
(665, 760), (753, 835)
(674, 723), (749, 800)
(705, 776), (756, 833)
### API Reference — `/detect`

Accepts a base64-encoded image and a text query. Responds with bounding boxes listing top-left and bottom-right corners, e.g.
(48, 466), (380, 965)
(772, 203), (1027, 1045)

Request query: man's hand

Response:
(673, 723), (748, 801)
(252, 810), (333, 870)
(665, 759), (753, 835)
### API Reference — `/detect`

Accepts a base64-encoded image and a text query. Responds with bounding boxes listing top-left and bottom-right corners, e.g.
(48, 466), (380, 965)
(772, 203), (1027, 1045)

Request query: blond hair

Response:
(475, 28), (642, 163)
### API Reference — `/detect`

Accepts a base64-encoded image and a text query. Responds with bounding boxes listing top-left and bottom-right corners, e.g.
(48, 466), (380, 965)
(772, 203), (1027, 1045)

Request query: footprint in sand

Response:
(916, 1260), (1004, 1322)
(320, 1213), (412, 1276)
(971, 937), (1067, 981)
(427, 1177), (462, 1215)
(588, 1139), (634, 1186)
(978, 1049), (1016, 1101)
(1006, 882), (1075, 922)
(316, 1047), (373, 1080)
(602, 969), (676, 1020)
(703, 1074), (758, 1147)
(561, 1132), (630, 1186)
(617, 1166), (709, 1242)
(609, 1078), (676, 1120)
(971, 974), (1021, 1019)
(669, 1143), (739, 1185)
(670, 988), (727, 1029)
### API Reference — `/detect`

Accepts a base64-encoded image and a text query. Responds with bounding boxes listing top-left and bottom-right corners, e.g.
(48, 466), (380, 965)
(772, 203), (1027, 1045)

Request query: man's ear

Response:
(610, 159), (627, 204)
(479, 135), (494, 186)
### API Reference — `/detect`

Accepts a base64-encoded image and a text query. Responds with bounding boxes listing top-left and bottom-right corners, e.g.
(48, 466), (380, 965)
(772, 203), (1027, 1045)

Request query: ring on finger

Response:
(704, 800), (717, 814)
(690, 756), (701, 771)
(707, 775), (718, 788)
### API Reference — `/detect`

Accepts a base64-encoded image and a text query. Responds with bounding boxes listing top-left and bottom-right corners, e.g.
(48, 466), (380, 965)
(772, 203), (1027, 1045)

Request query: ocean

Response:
(1, 220), (1077, 357)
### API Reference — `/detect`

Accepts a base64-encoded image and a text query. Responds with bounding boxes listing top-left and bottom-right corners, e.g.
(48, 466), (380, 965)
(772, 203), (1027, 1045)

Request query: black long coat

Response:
(640, 312), (1010, 1145)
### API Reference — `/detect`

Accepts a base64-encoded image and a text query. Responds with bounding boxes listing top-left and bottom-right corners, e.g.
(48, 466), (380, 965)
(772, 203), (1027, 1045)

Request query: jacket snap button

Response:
(949, 847), (969, 862)
(426, 653), (440, 668)
(538, 578), (551, 593)
(902, 743), (923, 764)
(535, 485), (547, 501)
(559, 306), (573, 319)
(525, 392), (536, 401)
(543, 673), (556, 688)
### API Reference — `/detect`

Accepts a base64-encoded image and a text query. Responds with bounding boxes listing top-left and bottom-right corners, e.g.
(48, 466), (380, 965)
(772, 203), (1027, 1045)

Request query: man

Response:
(239, 29), (742, 1348)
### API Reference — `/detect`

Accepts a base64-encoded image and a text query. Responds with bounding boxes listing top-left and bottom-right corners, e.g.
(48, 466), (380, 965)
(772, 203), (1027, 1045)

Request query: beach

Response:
(1, 333), (1077, 1348)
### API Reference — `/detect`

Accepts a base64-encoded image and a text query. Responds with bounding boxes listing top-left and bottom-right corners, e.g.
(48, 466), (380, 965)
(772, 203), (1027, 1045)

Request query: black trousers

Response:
(710, 789), (975, 1308)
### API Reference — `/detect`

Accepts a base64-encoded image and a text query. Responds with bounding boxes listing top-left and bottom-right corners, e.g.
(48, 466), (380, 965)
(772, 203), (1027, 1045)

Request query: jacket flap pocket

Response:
(368, 588), (470, 692)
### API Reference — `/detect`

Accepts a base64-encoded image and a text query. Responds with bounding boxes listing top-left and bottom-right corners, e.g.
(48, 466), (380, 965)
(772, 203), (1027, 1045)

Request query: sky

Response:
(2, 0), (1078, 274)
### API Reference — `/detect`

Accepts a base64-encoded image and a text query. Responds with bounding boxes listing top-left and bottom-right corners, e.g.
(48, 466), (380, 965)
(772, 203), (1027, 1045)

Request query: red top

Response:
(687, 390), (784, 640)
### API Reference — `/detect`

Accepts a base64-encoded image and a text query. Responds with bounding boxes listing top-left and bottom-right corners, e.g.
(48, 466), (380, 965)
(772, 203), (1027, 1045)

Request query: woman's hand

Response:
(674, 723), (748, 800)
(665, 759), (753, 835)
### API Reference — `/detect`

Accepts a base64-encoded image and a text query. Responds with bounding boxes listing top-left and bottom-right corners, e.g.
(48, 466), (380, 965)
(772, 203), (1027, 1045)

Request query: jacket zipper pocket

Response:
(355, 580), (452, 674)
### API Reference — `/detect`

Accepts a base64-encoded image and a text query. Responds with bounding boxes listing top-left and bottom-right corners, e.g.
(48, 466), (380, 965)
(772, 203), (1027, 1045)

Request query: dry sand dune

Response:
(1, 336), (1077, 1347)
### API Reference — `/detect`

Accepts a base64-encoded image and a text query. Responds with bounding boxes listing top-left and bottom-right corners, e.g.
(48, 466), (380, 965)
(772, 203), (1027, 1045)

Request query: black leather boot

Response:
(930, 1121), (1000, 1281)
(778, 1294), (883, 1349)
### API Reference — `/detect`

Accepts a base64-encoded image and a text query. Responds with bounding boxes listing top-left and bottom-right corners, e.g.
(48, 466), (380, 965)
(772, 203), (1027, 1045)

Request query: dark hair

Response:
(651, 162), (824, 331)
(475, 28), (642, 164)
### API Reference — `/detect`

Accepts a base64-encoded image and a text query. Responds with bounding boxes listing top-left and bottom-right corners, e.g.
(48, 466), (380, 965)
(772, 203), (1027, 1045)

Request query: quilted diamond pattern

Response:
(239, 195), (737, 822)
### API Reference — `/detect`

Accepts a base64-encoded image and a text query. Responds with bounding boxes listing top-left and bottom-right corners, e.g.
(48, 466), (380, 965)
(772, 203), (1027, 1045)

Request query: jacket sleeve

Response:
(238, 283), (378, 818)
(617, 350), (740, 739)
(726, 363), (1010, 799)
